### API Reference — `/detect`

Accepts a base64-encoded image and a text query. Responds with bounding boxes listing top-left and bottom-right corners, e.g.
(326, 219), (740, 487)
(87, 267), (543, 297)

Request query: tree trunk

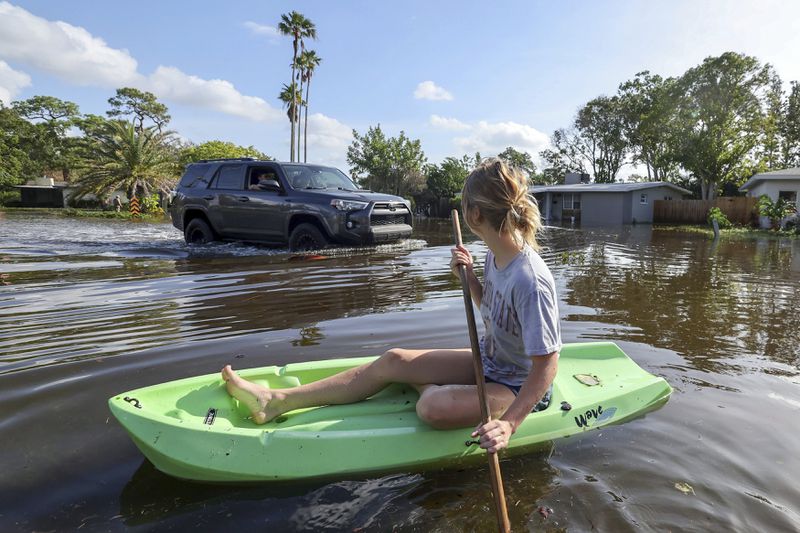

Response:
(304, 77), (311, 163)
(296, 70), (303, 162)
(290, 41), (298, 162)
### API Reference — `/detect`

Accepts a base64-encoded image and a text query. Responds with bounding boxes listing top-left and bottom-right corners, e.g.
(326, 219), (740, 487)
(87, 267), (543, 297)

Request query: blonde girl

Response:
(222, 158), (561, 453)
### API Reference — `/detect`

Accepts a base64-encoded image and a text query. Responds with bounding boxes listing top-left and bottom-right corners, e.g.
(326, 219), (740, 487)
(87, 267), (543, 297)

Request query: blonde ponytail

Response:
(461, 157), (542, 250)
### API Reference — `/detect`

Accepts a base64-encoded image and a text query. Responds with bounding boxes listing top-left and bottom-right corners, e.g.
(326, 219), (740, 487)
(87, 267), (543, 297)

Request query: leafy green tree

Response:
(107, 88), (170, 133)
(298, 49), (322, 163)
(426, 155), (471, 202)
(539, 128), (588, 183)
(279, 82), (303, 158)
(782, 81), (800, 167)
(497, 147), (537, 181)
(179, 140), (270, 166)
(574, 96), (629, 183)
(75, 121), (178, 200)
(11, 95), (81, 180)
(755, 74), (785, 171)
(347, 124), (427, 196)
(278, 11), (317, 162)
(0, 104), (40, 195)
(617, 72), (680, 181)
(673, 52), (774, 199)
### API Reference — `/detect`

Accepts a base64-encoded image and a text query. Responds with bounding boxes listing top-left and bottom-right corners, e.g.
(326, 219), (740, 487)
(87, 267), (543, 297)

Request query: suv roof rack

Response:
(195, 157), (259, 163)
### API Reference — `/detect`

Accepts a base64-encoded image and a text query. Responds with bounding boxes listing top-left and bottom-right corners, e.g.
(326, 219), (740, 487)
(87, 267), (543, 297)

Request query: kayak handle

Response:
(465, 439), (480, 447)
(124, 396), (142, 409)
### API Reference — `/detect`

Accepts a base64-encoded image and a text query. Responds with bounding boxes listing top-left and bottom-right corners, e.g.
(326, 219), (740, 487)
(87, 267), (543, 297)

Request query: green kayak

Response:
(109, 341), (671, 482)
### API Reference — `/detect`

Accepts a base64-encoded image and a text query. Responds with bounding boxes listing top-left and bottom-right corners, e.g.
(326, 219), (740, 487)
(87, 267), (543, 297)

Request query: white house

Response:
(738, 167), (800, 228)
(531, 173), (691, 225)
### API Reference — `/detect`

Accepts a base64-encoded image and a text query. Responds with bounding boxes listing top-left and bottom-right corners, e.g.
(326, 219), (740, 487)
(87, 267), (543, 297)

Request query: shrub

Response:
(707, 207), (732, 229)
(784, 214), (800, 234)
(757, 195), (797, 230)
(140, 193), (164, 215)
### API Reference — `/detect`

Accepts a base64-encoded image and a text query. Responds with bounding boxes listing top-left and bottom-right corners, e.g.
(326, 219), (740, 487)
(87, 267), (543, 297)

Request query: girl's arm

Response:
(472, 351), (559, 453)
(451, 245), (483, 307)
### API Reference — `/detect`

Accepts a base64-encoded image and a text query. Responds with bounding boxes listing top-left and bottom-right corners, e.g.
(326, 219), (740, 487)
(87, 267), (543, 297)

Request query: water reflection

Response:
(559, 228), (800, 372)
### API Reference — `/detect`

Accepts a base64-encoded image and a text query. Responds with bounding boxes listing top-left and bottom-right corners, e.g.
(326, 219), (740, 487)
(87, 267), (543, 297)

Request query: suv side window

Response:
(247, 165), (283, 192)
(179, 163), (211, 188)
(211, 165), (245, 190)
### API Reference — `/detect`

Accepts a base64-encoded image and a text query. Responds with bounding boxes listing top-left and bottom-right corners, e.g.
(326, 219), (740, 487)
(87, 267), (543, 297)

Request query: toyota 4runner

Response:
(170, 159), (413, 250)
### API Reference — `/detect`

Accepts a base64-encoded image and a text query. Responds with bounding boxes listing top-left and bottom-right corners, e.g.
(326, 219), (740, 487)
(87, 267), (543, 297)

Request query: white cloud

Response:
(0, 2), (282, 122)
(302, 113), (353, 168)
(453, 120), (549, 157)
(429, 114), (470, 131)
(243, 21), (281, 40)
(148, 66), (282, 122)
(0, 1), (140, 86)
(0, 60), (31, 103)
(414, 80), (453, 101)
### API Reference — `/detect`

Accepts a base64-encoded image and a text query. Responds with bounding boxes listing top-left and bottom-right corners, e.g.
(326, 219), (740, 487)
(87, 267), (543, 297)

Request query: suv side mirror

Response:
(258, 179), (281, 192)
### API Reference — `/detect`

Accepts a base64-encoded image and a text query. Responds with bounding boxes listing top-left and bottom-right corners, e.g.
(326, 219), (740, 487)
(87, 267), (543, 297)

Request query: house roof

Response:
(530, 181), (691, 195)
(739, 167), (800, 191)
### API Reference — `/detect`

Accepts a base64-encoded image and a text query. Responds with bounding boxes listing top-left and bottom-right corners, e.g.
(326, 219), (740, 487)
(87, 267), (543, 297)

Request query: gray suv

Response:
(170, 159), (413, 250)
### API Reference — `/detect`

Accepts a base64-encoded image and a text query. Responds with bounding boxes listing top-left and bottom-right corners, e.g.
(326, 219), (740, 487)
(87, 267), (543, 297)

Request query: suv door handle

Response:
(236, 196), (250, 202)
(203, 195), (214, 201)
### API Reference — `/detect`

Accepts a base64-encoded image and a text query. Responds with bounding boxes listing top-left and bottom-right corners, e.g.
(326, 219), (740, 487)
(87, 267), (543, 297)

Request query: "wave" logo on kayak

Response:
(574, 405), (617, 428)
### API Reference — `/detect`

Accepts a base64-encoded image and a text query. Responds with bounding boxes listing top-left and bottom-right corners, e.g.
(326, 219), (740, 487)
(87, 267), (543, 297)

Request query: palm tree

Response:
(75, 120), (177, 201)
(279, 83), (303, 149)
(278, 11), (316, 162)
(298, 50), (322, 162)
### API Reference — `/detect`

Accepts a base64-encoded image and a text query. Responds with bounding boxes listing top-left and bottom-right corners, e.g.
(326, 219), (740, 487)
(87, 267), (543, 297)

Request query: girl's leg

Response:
(222, 347), (475, 424)
(414, 383), (517, 430)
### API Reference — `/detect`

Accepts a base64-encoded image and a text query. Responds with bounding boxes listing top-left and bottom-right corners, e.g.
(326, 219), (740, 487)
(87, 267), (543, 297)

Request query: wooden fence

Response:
(653, 197), (758, 225)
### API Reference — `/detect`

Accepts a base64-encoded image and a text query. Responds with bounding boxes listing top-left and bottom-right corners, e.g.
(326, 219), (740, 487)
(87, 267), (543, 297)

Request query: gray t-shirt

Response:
(479, 245), (562, 387)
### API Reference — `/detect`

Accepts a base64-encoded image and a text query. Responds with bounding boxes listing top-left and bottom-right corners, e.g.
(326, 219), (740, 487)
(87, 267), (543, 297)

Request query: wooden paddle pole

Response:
(451, 209), (511, 533)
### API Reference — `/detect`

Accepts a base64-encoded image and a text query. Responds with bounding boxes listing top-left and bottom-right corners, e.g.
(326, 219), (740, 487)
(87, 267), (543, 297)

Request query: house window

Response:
(778, 190), (797, 203)
(564, 193), (581, 210)
(640, 193), (648, 205)
(664, 196), (673, 201)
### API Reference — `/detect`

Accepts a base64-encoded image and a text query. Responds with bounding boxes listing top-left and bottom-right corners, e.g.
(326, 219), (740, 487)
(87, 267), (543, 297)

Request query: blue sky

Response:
(2, 1), (799, 175)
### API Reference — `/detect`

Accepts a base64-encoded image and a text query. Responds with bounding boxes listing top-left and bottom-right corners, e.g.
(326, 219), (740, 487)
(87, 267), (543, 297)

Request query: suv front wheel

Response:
(289, 223), (328, 251)
(184, 218), (215, 245)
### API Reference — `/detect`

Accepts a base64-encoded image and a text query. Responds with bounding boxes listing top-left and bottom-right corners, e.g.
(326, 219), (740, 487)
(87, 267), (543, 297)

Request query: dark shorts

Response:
(484, 375), (552, 412)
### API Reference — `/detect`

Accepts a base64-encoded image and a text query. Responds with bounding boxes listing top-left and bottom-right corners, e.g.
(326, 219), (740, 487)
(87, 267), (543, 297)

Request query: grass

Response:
(653, 223), (799, 239)
(1, 206), (170, 223)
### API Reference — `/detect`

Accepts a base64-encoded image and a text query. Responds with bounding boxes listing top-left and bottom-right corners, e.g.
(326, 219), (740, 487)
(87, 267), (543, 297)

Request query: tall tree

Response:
(75, 121), (178, 200)
(574, 96), (629, 183)
(673, 52), (774, 199)
(756, 74), (785, 171)
(782, 81), (800, 167)
(617, 72), (680, 181)
(347, 124), (427, 197)
(11, 95), (81, 180)
(0, 103), (40, 193)
(497, 146), (537, 182)
(298, 49), (322, 162)
(279, 82), (303, 158)
(539, 128), (589, 182)
(278, 11), (317, 162)
(107, 88), (170, 133)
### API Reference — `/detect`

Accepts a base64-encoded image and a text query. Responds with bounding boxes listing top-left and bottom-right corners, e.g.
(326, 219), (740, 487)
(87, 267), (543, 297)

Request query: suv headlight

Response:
(331, 199), (368, 211)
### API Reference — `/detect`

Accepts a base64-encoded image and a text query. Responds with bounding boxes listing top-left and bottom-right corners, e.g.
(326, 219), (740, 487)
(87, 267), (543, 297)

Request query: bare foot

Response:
(221, 365), (287, 424)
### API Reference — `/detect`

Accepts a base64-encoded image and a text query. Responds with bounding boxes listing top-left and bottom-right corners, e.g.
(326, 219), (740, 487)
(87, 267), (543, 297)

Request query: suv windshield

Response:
(283, 164), (360, 191)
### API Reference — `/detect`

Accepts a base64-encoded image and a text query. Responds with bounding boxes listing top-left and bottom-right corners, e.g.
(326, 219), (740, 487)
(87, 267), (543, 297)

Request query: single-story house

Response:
(15, 177), (129, 208)
(531, 173), (691, 225)
(738, 167), (800, 229)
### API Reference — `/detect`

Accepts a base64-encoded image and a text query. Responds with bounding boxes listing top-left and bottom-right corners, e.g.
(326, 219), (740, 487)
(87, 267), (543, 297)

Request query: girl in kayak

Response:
(222, 158), (561, 453)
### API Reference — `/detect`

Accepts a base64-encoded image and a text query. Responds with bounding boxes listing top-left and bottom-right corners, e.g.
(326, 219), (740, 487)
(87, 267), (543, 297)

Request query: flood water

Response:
(1, 210), (798, 532)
